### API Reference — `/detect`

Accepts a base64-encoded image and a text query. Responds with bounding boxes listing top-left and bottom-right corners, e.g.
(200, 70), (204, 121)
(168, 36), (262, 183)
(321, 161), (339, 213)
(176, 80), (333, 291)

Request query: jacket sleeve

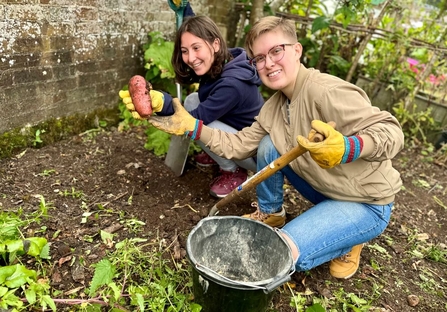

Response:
(318, 84), (404, 161)
(156, 91), (175, 116)
(200, 120), (268, 160)
(358, 120), (404, 161)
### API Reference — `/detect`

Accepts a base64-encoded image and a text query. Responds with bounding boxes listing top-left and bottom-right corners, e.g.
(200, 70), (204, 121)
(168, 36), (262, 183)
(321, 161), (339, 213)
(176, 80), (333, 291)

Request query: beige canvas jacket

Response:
(201, 64), (404, 205)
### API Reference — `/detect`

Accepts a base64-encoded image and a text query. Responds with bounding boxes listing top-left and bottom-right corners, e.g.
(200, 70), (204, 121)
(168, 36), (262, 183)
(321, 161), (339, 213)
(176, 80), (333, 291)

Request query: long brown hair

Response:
(172, 16), (233, 84)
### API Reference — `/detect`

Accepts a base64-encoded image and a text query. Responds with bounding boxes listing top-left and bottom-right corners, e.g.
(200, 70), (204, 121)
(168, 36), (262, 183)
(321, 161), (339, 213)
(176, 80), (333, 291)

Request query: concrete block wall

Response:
(0, 0), (209, 134)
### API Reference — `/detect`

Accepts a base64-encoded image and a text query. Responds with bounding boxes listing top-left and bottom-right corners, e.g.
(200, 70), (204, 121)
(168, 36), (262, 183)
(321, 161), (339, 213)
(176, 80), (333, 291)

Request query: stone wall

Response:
(0, 0), (210, 135)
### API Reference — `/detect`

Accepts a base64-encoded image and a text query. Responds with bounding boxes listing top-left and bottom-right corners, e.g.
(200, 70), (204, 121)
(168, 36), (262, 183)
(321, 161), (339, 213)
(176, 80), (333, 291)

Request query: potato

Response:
(128, 75), (153, 118)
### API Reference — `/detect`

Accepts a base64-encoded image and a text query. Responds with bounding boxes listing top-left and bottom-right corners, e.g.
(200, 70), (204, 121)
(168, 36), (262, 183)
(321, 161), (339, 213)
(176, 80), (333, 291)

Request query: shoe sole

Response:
(209, 190), (227, 198)
(197, 162), (217, 167)
(330, 270), (357, 279)
(262, 219), (286, 228)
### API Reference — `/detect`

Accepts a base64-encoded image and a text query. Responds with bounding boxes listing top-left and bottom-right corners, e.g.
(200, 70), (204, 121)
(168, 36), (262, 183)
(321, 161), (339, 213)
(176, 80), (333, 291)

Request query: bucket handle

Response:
(262, 275), (292, 294)
(194, 262), (294, 294)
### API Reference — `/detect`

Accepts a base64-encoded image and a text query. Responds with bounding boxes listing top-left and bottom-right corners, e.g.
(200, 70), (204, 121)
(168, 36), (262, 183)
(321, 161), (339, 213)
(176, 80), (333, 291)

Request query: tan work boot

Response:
(329, 244), (364, 279)
(242, 202), (286, 228)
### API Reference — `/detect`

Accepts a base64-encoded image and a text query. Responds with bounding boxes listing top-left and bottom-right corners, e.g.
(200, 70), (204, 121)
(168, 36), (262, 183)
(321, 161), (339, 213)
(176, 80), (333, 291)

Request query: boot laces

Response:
(249, 202), (270, 221)
(338, 253), (352, 263)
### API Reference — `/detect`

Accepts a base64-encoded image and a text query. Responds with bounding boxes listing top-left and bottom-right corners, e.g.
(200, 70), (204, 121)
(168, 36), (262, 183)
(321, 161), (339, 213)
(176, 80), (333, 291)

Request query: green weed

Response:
(84, 236), (199, 311)
(423, 244), (447, 264)
(59, 187), (85, 199)
(0, 196), (201, 311)
(332, 288), (372, 311)
(37, 169), (56, 177)
(0, 207), (53, 311)
(416, 269), (442, 295)
(33, 129), (45, 147)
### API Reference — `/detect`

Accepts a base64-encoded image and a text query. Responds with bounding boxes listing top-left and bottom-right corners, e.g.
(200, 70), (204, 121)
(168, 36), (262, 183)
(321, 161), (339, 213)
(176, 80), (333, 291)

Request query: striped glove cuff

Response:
(341, 136), (364, 164)
(185, 119), (204, 141)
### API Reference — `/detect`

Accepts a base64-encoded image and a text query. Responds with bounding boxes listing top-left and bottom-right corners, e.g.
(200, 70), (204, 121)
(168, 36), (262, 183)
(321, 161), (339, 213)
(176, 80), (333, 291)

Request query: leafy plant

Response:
(423, 244), (447, 264)
(59, 187), (85, 199)
(0, 207), (53, 311)
(85, 237), (200, 311)
(392, 102), (442, 145)
(332, 288), (372, 311)
(37, 169), (56, 177)
(143, 31), (178, 97)
(33, 129), (45, 147)
(1, 196), (202, 311)
(142, 124), (172, 156)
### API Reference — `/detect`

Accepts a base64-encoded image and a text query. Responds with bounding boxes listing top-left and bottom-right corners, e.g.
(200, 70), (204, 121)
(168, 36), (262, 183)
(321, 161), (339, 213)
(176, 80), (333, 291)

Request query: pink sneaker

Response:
(209, 167), (248, 198)
(195, 152), (217, 167)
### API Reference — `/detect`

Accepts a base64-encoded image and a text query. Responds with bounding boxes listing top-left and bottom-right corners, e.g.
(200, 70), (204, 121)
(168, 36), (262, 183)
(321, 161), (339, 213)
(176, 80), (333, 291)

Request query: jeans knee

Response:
(258, 135), (275, 160)
(184, 92), (199, 112)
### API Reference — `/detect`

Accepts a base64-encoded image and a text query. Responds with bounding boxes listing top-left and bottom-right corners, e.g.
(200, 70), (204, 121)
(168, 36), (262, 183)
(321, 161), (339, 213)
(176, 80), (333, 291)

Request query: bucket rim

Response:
(186, 216), (295, 289)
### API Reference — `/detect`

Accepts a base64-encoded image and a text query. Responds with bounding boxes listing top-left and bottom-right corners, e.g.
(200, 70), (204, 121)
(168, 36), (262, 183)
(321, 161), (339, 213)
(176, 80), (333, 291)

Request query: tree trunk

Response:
(250, 0), (264, 25)
(345, 0), (392, 82)
(298, 0), (314, 39)
(235, 9), (248, 47)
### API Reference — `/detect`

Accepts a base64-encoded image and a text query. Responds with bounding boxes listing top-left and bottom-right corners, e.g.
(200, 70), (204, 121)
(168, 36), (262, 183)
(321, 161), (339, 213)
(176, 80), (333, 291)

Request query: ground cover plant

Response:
(0, 122), (446, 311)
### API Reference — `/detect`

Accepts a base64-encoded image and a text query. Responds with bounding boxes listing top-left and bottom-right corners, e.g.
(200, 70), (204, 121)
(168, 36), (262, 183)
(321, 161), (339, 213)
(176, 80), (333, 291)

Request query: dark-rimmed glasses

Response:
(249, 44), (295, 70)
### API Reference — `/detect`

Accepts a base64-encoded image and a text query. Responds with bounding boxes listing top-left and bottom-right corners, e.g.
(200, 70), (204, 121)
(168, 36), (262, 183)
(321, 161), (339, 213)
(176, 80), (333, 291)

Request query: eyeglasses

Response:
(250, 43), (295, 70)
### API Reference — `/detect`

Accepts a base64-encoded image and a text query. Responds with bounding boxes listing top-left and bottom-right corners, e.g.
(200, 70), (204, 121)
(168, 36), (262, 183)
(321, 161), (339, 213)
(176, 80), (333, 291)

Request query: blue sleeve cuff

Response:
(158, 91), (174, 116)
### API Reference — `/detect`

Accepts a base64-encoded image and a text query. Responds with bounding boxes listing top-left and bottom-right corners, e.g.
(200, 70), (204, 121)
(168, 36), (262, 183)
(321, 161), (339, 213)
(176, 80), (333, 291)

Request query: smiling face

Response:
(251, 29), (302, 99)
(181, 32), (220, 77)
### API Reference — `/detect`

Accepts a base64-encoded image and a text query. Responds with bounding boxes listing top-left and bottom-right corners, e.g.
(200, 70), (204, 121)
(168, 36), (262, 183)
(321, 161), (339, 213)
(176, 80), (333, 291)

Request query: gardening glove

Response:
(118, 89), (164, 119)
(149, 98), (203, 140)
(297, 120), (364, 169)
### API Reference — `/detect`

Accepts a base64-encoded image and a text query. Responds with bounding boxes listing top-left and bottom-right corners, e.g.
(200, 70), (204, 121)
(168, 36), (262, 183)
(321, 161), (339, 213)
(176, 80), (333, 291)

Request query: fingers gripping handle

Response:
(311, 121), (336, 142)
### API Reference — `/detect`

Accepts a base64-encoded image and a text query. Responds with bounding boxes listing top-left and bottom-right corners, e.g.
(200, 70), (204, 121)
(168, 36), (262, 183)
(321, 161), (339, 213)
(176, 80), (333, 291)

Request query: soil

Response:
(1, 125), (446, 311)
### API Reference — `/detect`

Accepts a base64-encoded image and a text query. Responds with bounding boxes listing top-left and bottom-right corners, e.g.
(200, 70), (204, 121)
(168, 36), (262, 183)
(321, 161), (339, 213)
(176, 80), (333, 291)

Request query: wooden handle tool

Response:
(207, 121), (336, 216)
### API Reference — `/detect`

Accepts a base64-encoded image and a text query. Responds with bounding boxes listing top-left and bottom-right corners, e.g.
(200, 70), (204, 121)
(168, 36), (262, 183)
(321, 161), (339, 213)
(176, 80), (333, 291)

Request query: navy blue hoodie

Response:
(158, 47), (264, 130)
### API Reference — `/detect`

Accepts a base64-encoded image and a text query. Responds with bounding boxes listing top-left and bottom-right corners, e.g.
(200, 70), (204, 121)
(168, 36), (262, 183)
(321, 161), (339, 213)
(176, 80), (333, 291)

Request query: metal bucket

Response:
(186, 216), (294, 312)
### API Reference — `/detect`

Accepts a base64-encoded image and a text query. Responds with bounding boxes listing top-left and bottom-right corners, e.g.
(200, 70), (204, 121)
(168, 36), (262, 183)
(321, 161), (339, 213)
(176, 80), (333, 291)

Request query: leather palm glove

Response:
(297, 120), (364, 169)
(118, 89), (164, 119)
(149, 98), (203, 140)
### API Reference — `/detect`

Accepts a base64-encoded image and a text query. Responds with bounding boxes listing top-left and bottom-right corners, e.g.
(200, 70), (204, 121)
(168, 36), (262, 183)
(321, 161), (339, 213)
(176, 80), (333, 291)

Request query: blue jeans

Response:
(257, 135), (392, 271)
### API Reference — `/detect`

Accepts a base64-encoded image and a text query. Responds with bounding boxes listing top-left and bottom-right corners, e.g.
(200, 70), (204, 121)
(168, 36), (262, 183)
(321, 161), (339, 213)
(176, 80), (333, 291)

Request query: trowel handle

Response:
(210, 121), (336, 215)
(176, 83), (182, 102)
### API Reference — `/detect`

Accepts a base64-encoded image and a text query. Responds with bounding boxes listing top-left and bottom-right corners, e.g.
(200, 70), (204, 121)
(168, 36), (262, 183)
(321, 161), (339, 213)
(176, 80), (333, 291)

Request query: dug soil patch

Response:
(1, 126), (446, 311)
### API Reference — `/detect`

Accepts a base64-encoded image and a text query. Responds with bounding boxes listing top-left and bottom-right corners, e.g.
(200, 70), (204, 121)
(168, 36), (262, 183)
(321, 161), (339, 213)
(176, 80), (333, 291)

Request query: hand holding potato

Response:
(118, 75), (164, 119)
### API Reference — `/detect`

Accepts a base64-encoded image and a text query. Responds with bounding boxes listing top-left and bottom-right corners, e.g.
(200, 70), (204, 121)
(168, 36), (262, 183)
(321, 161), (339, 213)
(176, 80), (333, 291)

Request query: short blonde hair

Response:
(245, 16), (298, 58)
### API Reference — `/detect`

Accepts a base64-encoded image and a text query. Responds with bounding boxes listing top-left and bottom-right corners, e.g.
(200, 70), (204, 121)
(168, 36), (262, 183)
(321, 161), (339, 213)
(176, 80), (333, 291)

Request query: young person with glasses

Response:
(120, 13), (264, 198)
(144, 16), (404, 279)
